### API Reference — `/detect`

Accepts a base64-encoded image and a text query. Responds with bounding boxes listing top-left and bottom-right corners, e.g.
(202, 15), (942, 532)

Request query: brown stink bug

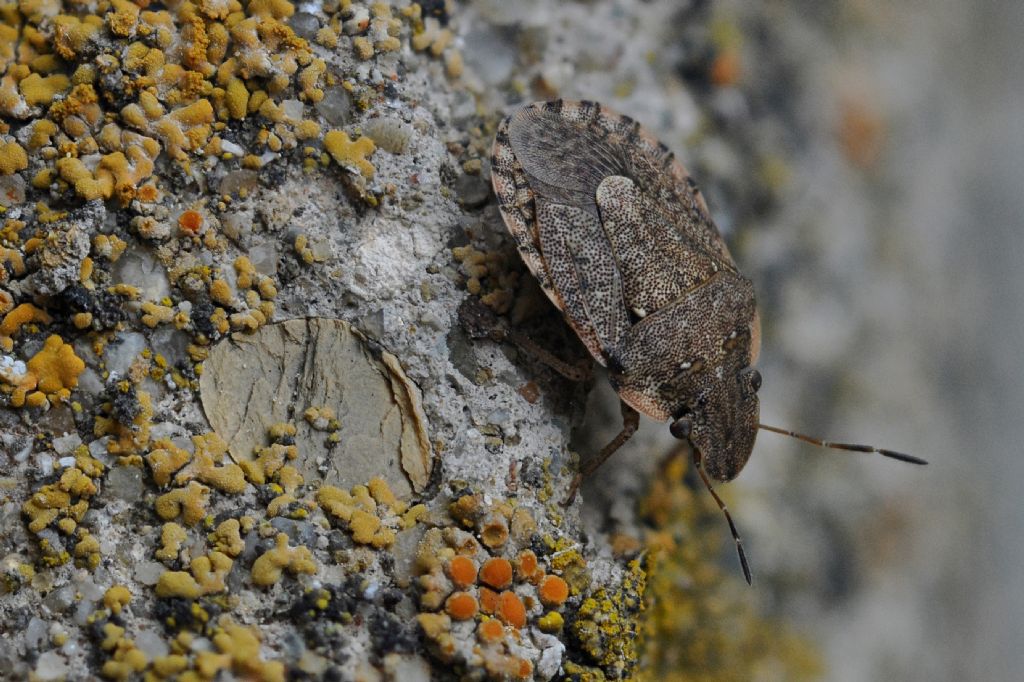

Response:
(489, 99), (926, 582)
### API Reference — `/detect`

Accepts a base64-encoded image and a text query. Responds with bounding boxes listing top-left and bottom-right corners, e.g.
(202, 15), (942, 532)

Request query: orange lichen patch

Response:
(178, 209), (204, 235)
(251, 532), (317, 586)
(323, 130), (376, 179)
(56, 157), (114, 201)
(446, 555), (478, 589)
(477, 618), (505, 644)
(838, 97), (886, 169)
(710, 49), (742, 87)
(480, 514), (509, 549)
(240, 441), (297, 485)
(539, 575), (569, 607)
(0, 140), (28, 174)
(367, 476), (403, 510)
(0, 303), (52, 351)
(515, 549), (541, 583)
(444, 591), (479, 621)
(106, 0), (141, 37)
(479, 557), (513, 589)
(478, 586), (499, 615)
(496, 590), (527, 629)
(209, 519), (245, 557)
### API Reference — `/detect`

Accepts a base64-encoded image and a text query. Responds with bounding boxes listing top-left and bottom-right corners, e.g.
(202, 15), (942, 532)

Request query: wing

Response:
(491, 99), (742, 372)
(533, 198), (631, 364)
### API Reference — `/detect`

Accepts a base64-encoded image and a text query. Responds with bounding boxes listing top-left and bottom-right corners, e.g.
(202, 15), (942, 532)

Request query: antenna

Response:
(758, 424), (928, 465)
(694, 452), (752, 585)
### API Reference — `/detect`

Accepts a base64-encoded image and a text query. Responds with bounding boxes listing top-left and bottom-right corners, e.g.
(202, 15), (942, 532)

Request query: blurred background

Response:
(466, 0), (1024, 679)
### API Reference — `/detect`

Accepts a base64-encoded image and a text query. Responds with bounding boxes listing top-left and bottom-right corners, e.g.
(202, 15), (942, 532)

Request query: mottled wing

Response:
(491, 115), (555, 297)
(502, 101), (635, 363)
(491, 100), (744, 378)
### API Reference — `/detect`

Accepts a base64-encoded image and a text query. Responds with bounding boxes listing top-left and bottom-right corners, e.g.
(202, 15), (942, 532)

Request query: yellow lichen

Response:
(155, 522), (187, 562)
(1, 303), (52, 351)
(323, 129), (376, 179)
(146, 439), (192, 487)
(103, 585), (132, 615)
(19, 72), (71, 106)
(173, 432), (247, 493)
(209, 518), (244, 556)
(250, 532), (316, 586)
(316, 482), (398, 548)
(24, 334), (85, 403)
(154, 481), (209, 525)
(0, 140), (27, 174)
(98, 622), (149, 681)
(155, 551), (234, 599)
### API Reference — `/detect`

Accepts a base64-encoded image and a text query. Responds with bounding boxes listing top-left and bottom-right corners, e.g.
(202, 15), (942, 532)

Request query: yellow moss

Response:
(323, 129), (376, 179)
(251, 533), (316, 586)
(103, 585), (132, 615)
(0, 140), (27, 175)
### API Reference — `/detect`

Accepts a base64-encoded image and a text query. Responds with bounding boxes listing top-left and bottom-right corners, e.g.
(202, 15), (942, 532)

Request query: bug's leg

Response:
(561, 401), (640, 505)
(458, 297), (592, 382)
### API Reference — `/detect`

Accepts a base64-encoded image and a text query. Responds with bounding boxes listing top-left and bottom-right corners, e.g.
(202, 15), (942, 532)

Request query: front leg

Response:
(561, 400), (640, 505)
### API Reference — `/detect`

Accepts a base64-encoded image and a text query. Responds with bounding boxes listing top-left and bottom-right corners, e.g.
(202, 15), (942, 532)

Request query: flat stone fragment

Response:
(200, 318), (433, 496)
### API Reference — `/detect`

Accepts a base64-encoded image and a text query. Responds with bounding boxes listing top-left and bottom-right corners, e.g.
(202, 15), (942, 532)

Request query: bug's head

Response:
(670, 366), (762, 482)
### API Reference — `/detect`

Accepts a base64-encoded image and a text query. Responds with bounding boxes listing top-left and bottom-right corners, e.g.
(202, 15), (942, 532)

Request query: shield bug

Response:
(489, 99), (926, 583)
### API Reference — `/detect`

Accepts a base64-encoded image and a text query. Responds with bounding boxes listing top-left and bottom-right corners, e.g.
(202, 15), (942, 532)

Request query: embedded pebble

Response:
(33, 651), (68, 681)
(316, 88), (352, 126)
(105, 332), (148, 377)
(289, 12), (321, 39)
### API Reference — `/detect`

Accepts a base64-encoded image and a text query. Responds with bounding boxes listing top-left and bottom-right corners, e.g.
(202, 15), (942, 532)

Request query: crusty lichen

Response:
(637, 450), (823, 681)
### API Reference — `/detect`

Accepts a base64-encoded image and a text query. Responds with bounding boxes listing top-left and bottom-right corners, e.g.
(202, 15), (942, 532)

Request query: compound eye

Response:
(670, 416), (692, 440)
(745, 368), (762, 392)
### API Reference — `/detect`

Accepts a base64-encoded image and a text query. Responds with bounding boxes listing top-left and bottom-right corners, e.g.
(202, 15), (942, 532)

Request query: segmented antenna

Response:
(758, 424), (928, 465)
(694, 453), (752, 585)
